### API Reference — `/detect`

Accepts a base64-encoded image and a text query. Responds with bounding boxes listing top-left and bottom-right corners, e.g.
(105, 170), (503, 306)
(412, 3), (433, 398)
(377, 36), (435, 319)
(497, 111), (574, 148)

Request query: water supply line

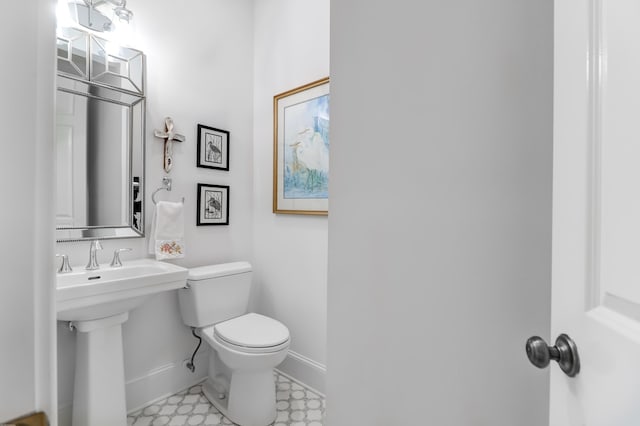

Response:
(186, 327), (201, 373)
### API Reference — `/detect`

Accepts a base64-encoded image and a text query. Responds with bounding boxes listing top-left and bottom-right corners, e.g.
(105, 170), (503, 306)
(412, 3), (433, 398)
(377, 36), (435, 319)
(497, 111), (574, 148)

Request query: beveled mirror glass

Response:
(55, 27), (145, 242)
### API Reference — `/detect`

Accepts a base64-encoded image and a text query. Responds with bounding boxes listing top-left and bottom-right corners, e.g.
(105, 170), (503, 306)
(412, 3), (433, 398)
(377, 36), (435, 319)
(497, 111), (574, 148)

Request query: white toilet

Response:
(178, 261), (290, 426)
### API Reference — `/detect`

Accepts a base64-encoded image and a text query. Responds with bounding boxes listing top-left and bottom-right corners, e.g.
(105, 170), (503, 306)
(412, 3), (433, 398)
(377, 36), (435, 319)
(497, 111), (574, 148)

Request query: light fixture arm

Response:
(78, 0), (134, 26)
(83, 0), (126, 7)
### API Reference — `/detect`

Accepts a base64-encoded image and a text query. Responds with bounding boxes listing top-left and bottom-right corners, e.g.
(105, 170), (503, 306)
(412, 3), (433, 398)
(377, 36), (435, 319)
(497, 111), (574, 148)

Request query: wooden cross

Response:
(154, 117), (185, 173)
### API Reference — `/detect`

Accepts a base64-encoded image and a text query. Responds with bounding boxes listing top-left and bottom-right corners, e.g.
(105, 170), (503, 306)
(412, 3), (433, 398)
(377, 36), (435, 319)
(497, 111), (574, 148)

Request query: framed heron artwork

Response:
(197, 124), (229, 171)
(273, 77), (330, 215)
(197, 183), (229, 225)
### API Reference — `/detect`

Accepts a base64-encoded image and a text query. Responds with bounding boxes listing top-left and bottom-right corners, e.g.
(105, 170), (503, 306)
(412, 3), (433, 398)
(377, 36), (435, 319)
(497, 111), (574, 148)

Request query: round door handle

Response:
(525, 334), (580, 377)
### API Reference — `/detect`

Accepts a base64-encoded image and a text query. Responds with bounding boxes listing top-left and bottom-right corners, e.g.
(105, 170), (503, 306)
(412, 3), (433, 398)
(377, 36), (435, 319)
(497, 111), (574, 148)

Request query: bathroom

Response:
(5, 0), (640, 425)
(8, 1), (328, 425)
(55, 0), (328, 424)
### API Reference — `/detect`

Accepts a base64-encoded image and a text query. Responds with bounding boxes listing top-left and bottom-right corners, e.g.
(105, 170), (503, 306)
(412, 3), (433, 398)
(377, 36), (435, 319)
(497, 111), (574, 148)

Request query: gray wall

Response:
(327, 1), (553, 425)
(0, 0), (56, 422)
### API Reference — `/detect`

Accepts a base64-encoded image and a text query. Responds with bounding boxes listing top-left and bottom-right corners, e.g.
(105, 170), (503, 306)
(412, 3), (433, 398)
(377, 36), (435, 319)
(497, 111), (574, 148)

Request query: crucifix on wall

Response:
(154, 117), (186, 173)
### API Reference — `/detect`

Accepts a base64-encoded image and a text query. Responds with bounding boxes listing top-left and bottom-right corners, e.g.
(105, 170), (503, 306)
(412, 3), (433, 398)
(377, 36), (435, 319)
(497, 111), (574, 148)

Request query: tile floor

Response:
(127, 372), (325, 426)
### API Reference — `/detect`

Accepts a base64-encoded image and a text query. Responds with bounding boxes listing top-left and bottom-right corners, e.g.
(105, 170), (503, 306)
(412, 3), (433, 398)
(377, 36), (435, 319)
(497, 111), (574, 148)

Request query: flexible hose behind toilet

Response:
(186, 327), (201, 373)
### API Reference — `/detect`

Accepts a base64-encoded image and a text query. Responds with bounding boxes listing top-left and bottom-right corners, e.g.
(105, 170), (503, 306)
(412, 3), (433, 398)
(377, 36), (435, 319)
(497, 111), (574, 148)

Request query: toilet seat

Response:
(209, 313), (290, 354)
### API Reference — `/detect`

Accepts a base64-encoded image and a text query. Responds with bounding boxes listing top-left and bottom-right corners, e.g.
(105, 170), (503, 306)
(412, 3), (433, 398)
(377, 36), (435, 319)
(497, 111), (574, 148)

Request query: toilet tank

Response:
(178, 261), (252, 327)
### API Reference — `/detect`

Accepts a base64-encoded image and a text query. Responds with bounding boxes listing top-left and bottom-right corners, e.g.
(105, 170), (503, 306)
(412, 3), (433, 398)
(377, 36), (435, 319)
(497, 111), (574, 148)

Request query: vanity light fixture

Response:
(64, 0), (134, 32)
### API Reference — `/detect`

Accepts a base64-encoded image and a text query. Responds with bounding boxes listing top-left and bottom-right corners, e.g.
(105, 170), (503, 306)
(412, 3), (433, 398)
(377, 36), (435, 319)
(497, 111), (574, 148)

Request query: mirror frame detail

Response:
(55, 27), (146, 242)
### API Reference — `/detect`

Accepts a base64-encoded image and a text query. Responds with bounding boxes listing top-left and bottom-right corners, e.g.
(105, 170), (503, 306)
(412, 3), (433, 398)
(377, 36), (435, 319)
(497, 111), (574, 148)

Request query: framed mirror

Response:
(55, 27), (146, 242)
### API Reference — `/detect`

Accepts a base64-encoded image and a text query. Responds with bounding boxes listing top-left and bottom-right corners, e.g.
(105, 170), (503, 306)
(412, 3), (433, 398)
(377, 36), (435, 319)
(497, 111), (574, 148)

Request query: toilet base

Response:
(202, 370), (277, 426)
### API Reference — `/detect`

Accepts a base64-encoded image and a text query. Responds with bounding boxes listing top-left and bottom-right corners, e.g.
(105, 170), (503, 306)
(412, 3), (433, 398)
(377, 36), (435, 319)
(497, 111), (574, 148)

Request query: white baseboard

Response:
(126, 352), (209, 413)
(57, 353), (209, 426)
(277, 350), (326, 395)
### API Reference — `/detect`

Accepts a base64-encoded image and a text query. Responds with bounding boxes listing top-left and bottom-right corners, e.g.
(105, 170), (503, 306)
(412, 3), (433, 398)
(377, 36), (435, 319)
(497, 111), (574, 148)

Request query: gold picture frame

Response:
(273, 77), (330, 215)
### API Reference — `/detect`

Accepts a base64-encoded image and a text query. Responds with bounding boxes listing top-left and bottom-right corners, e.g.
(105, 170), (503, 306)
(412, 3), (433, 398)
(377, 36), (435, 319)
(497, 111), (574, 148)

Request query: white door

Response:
(55, 91), (87, 227)
(550, 0), (640, 424)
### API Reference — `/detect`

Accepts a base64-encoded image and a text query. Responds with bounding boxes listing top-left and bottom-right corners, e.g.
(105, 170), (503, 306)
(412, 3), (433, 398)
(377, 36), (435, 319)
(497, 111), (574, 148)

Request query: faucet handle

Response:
(56, 254), (73, 273)
(110, 248), (132, 267)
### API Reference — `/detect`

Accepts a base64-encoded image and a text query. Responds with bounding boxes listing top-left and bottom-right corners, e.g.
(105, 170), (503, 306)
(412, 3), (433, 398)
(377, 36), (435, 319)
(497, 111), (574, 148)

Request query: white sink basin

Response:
(57, 258), (188, 321)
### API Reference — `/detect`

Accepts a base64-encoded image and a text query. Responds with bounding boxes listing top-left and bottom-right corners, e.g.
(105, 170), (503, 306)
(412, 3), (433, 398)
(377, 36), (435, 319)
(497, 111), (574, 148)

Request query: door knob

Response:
(525, 334), (580, 377)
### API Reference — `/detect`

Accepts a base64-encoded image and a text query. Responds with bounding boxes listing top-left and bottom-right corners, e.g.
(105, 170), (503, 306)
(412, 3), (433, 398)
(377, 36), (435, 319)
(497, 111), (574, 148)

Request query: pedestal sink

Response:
(56, 258), (188, 426)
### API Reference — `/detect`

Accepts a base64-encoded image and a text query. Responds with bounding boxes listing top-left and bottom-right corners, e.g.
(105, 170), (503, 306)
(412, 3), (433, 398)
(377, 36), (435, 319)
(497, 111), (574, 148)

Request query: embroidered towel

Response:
(148, 201), (185, 260)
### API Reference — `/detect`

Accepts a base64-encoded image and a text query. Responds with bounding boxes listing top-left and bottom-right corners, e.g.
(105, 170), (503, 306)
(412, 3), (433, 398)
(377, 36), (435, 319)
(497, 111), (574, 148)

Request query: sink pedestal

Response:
(72, 312), (129, 426)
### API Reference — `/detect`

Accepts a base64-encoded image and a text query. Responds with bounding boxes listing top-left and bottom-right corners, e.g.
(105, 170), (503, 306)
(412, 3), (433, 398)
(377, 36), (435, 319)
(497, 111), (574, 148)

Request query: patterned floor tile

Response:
(128, 373), (325, 426)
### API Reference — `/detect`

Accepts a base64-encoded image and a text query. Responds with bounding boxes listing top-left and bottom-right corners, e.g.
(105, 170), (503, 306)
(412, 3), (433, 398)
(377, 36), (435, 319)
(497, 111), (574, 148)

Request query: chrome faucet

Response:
(85, 240), (103, 270)
(110, 248), (132, 267)
(56, 254), (73, 273)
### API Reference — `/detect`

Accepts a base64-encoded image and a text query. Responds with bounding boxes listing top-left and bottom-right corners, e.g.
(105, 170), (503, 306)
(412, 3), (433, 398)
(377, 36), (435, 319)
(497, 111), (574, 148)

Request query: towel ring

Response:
(152, 177), (185, 205)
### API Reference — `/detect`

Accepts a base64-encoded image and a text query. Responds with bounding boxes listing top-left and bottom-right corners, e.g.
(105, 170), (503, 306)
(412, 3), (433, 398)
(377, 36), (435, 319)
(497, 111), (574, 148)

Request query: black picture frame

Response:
(197, 183), (229, 226)
(197, 124), (230, 170)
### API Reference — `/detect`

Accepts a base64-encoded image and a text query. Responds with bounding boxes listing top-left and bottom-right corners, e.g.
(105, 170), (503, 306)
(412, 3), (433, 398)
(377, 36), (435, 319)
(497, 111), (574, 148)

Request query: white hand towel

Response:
(148, 201), (185, 260)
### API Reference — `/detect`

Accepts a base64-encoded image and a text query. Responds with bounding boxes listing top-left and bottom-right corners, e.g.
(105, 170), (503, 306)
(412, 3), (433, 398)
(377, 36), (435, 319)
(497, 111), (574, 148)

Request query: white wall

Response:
(0, 0), (56, 422)
(56, 0), (254, 419)
(252, 0), (330, 393)
(327, 1), (553, 425)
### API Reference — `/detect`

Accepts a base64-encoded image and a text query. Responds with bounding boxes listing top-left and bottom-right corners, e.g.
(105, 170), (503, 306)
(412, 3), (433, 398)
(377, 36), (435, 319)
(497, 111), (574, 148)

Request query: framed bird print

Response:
(197, 183), (229, 225)
(273, 77), (330, 215)
(197, 124), (230, 171)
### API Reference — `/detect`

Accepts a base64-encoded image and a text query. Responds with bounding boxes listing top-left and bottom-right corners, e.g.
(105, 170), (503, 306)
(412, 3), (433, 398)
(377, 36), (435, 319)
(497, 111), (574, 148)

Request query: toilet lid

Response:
(214, 313), (290, 349)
